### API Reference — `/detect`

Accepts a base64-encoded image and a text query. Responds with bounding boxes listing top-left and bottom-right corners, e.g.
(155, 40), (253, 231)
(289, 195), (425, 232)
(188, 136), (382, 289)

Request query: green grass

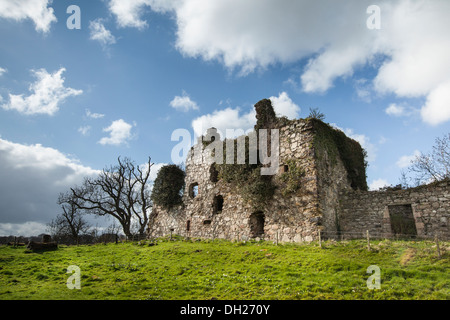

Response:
(0, 238), (448, 300)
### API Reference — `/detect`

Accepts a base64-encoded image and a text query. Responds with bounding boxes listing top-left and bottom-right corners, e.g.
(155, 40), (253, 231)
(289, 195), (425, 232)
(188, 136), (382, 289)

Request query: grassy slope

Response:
(0, 239), (448, 300)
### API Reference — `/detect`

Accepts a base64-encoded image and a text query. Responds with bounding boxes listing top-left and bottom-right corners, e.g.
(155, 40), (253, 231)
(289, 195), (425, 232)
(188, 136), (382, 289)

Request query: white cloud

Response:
(269, 92), (300, 119)
(0, 137), (99, 234)
(78, 126), (91, 136)
(114, 0), (450, 125)
(139, 162), (167, 182)
(301, 43), (372, 93)
(0, 67), (7, 76)
(0, 0), (57, 33)
(385, 103), (405, 117)
(331, 124), (377, 163)
(354, 78), (372, 103)
(192, 93), (299, 140)
(98, 119), (134, 146)
(345, 129), (376, 163)
(369, 178), (389, 191)
(1, 68), (82, 116)
(385, 103), (419, 119)
(89, 19), (116, 46)
(396, 150), (420, 169)
(107, 0), (372, 75)
(85, 108), (105, 119)
(170, 91), (199, 112)
(192, 107), (256, 139)
(372, 2), (450, 98)
(420, 81), (450, 126)
(0, 221), (48, 237)
(191, 93), (300, 139)
(108, 0), (164, 29)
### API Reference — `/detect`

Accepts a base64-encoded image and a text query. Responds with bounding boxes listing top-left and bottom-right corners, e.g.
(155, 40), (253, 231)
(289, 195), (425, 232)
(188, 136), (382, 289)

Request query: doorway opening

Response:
(388, 204), (417, 236)
(249, 211), (265, 238)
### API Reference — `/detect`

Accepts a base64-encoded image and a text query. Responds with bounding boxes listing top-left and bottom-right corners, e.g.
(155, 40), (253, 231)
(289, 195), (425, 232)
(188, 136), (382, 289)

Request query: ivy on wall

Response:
(278, 159), (306, 197)
(215, 136), (276, 210)
(151, 164), (185, 209)
(311, 119), (368, 191)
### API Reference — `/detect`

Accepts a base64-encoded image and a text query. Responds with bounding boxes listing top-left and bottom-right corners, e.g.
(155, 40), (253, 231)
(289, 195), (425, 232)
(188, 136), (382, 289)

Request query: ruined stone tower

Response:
(148, 99), (449, 242)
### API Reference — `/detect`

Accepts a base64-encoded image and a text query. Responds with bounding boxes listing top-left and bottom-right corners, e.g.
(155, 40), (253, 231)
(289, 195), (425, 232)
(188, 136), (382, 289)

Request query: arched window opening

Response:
(189, 182), (199, 198)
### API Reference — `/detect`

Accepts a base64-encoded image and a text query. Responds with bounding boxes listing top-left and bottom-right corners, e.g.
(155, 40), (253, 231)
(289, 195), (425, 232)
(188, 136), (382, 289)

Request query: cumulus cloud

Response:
(420, 81), (450, 126)
(369, 178), (389, 191)
(353, 78), (375, 103)
(331, 124), (376, 163)
(396, 150), (420, 169)
(78, 125), (91, 136)
(191, 92), (301, 139)
(85, 108), (105, 119)
(0, 0), (57, 33)
(385, 103), (406, 117)
(110, 0), (450, 125)
(89, 19), (116, 46)
(1, 68), (82, 116)
(0, 67), (7, 76)
(0, 137), (99, 235)
(137, 161), (167, 183)
(98, 119), (135, 146)
(269, 92), (300, 119)
(191, 92), (300, 139)
(192, 107), (256, 139)
(385, 102), (419, 119)
(170, 91), (199, 112)
(107, 0), (165, 29)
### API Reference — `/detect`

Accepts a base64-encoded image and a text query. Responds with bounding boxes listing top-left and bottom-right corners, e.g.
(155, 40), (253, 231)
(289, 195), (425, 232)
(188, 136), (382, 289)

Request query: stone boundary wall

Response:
(338, 180), (450, 238)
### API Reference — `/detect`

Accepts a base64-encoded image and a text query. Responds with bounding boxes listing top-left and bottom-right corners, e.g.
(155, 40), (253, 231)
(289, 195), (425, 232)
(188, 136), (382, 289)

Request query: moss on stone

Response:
(310, 119), (368, 191)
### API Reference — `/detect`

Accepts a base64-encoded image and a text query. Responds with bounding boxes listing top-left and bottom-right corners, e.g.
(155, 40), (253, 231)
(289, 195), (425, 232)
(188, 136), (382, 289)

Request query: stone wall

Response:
(338, 180), (450, 238)
(147, 98), (448, 242)
(148, 117), (358, 243)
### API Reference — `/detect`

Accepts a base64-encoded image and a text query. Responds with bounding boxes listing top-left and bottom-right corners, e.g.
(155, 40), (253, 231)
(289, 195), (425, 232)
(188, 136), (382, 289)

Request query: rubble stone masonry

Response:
(147, 100), (449, 242)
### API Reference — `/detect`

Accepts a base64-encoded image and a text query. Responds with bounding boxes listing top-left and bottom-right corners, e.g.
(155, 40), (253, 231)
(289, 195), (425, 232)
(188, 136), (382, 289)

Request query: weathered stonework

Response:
(338, 180), (450, 238)
(147, 99), (449, 242)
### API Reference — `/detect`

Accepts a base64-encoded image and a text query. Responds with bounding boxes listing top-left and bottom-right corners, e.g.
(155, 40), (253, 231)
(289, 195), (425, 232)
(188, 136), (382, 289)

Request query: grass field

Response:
(0, 238), (448, 300)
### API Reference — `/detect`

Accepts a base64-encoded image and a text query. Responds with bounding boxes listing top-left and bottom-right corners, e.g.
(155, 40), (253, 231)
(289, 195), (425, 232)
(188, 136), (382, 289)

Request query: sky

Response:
(0, 0), (449, 236)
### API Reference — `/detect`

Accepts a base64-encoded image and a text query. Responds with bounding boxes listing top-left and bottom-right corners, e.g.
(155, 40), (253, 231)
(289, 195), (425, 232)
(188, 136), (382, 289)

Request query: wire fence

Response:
(319, 230), (450, 241)
(0, 233), (149, 246)
(148, 227), (450, 244)
(3, 228), (448, 247)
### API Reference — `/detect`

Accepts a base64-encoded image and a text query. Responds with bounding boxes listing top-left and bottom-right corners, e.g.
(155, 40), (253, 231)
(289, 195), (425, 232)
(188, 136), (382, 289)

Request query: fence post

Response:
(276, 231), (279, 246)
(366, 230), (371, 251)
(435, 234), (441, 259)
(318, 231), (322, 248)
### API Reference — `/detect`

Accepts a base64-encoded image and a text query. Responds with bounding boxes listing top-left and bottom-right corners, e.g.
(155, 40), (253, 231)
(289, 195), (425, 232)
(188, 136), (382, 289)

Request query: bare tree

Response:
(409, 133), (450, 185)
(69, 157), (153, 239)
(48, 192), (91, 244)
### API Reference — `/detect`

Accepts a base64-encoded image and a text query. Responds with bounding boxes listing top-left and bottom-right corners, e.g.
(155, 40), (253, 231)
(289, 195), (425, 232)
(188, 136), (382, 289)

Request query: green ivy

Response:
(311, 119), (368, 191)
(151, 164), (185, 209)
(215, 136), (275, 210)
(279, 159), (306, 197)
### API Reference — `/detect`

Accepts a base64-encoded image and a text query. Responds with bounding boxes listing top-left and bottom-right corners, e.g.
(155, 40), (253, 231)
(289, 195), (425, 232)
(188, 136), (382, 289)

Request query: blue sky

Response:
(0, 0), (449, 236)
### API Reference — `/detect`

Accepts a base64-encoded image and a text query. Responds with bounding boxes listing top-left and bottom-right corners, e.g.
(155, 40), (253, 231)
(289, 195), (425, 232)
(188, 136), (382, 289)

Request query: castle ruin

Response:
(148, 99), (449, 242)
